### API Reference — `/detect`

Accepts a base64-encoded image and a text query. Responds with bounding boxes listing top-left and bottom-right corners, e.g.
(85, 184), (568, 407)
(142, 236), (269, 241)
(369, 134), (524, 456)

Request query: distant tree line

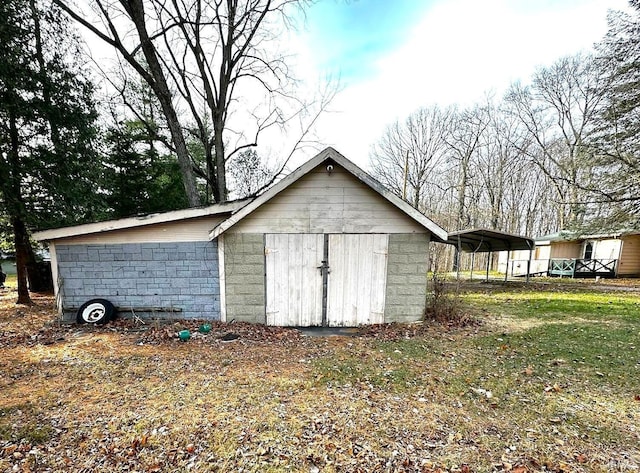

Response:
(370, 1), (640, 250)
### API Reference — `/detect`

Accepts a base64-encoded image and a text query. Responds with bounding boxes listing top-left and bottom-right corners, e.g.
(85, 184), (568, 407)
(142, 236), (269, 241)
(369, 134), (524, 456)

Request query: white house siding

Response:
(592, 239), (622, 260)
(55, 241), (221, 321)
(534, 245), (551, 261)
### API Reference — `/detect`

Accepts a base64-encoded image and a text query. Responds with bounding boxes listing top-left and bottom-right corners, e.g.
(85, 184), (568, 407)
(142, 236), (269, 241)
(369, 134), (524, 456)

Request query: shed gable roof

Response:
(210, 147), (448, 241)
(33, 148), (447, 243)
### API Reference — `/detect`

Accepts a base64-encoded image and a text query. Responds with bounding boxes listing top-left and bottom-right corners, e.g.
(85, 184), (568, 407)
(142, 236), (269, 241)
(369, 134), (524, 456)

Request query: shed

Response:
(34, 147), (448, 326)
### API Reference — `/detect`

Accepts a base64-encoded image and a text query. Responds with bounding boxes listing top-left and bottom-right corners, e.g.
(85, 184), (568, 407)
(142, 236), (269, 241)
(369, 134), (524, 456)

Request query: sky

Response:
(290, 0), (630, 168)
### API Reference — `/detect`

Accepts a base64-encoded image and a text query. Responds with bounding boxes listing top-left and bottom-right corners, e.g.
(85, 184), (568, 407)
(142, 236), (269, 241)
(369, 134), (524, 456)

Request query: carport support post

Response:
(486, 252), (491, 282)
(470, 252), (475, 281)
(526, 248), (532, 283)
(455, 236), (462, 281)
(504, 250), (510, 282)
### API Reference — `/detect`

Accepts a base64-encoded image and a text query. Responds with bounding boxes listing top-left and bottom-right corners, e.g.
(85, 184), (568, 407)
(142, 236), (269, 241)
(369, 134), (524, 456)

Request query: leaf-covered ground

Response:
(0, 281), (639, 472)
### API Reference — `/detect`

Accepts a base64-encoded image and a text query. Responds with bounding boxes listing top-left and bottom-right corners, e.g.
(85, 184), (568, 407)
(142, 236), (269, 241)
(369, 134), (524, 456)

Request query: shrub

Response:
(424, 272), (474, 326)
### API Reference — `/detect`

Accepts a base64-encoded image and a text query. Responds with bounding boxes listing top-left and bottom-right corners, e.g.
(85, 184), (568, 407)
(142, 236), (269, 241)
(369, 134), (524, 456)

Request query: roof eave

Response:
(33, 199), (251, 242)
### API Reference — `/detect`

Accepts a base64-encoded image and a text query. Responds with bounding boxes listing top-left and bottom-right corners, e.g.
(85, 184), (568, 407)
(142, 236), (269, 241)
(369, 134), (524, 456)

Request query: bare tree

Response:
(370, 106), (453, 210)
(446, 104), (489, 230)
(56, 0), (328, 204)
(54, 0), (201, 205)
(506, 53), (608, 229)
(227, 148), (274, 198)
(471, 100), (525, 232)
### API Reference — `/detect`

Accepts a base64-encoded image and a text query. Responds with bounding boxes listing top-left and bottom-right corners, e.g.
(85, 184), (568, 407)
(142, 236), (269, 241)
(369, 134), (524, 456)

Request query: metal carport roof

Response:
(446, 228), (535, 253)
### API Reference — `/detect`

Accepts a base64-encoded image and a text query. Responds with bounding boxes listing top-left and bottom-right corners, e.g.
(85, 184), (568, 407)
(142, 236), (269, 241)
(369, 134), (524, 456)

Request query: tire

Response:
(76, 299), (115, 324)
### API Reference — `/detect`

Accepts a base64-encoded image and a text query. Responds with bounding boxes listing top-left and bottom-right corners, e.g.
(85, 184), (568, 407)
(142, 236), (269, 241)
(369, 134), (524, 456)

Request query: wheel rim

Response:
(82, 302), (106, 323)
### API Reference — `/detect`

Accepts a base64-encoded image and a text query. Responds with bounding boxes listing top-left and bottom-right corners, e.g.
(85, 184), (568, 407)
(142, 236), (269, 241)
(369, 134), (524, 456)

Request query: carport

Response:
(446, 228), (535, 282)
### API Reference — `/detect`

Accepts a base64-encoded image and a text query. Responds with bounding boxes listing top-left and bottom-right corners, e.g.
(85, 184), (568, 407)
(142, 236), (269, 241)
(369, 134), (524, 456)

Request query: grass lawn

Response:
(0, 281), (638, 472)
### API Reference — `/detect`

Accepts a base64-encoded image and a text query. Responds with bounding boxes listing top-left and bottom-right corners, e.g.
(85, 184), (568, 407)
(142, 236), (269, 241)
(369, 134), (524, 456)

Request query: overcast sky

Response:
(291, 0), (630, 168)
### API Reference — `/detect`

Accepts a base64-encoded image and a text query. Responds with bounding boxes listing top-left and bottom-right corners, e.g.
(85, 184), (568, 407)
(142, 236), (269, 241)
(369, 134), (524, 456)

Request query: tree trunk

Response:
(213, 121), (227, 202)
(205, 141), (215, 204)
(7, 107), (32, 304)
(12, 217), (32, 304)
(123, 0), (201, 207)
(457, 156), (469, 230)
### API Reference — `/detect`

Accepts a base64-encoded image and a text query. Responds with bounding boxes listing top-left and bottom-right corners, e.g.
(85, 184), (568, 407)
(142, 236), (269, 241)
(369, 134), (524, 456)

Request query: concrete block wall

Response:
(56, 241), (220, 322)
(223, 233), (265, 323)
(384, 233), (430, 323)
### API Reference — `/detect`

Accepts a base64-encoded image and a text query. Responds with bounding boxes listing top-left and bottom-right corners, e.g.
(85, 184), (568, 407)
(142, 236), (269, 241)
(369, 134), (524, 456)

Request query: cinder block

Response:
(397, 285), (418, 296)
(405, 275), (428, 285)
(390, 234), (411, 243)
(243, 295), (265, 305)
(64, 279), (83, 290)
(58, 240), (222, 321)
(386, 274), (407, 285)
(398, 264), (419, 274)
(152, 252), (169, 261)
(238, 274), (264, 285)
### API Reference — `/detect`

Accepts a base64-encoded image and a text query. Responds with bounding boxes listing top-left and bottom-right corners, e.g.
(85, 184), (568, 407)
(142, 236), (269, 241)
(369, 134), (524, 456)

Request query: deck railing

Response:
(549, 258), (617, 278)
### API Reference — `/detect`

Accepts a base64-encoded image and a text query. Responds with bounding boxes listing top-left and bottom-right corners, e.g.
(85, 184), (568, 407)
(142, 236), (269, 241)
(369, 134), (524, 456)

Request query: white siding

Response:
(535, 245), (551, 260)
(265, 234), (324, 326)
(231, 167), (427, 234)
(327, 234), (388, 327)
(593, 239), (622, 260)
(51, 216), (226, 245)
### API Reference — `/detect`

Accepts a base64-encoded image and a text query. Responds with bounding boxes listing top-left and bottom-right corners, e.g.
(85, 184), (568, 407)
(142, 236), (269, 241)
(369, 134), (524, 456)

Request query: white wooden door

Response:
(265, 234), (324, 326)
(326, 234), (388, 326)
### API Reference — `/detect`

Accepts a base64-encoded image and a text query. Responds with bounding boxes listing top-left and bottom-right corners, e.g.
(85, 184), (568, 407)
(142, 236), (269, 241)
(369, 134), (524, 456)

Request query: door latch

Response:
(317, 260), (330, 275)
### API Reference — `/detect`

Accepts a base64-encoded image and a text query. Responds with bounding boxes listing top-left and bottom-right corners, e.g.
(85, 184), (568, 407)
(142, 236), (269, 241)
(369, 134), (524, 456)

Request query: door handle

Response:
(317, 260), (330, 275)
